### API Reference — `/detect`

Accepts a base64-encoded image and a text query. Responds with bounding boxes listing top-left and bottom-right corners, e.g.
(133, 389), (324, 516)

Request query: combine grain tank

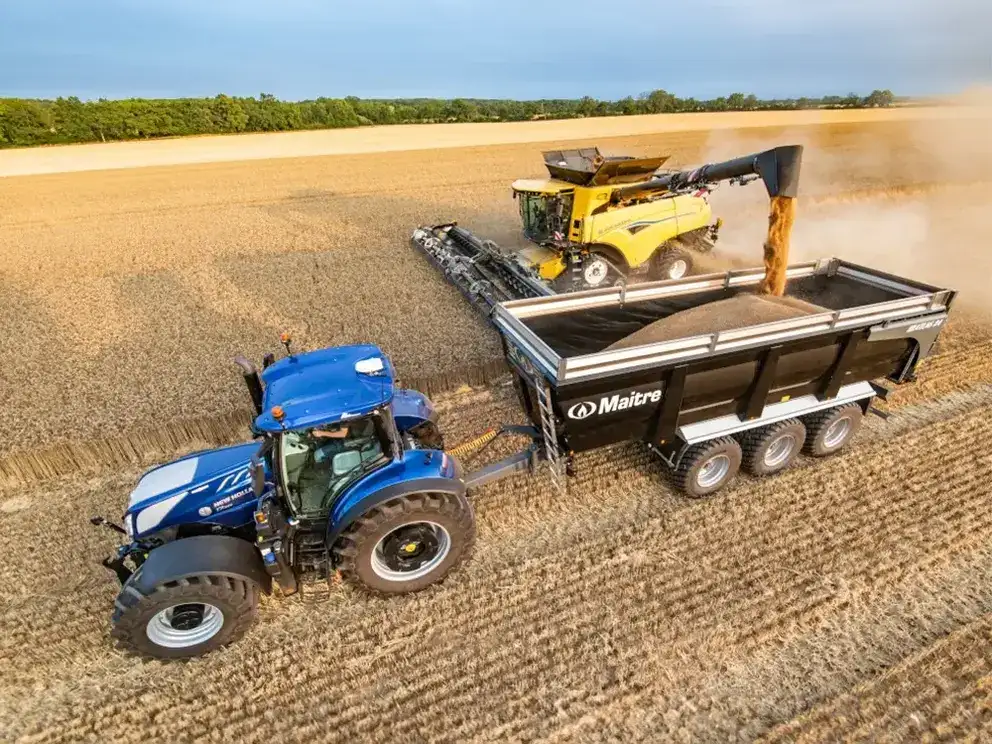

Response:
(488, 257), (954, 495)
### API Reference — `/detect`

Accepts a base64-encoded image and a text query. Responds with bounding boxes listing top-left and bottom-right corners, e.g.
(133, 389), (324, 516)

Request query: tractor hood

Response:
(125, 441), (261, 537)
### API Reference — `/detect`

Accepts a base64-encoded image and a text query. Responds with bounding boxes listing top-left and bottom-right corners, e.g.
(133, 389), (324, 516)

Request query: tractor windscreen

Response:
(518, 192), (573, 243)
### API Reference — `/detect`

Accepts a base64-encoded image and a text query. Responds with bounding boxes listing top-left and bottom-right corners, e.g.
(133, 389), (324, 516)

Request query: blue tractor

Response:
(93, 337), (539, 659)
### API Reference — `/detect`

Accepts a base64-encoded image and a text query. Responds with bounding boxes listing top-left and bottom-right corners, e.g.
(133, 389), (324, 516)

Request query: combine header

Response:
(412, 144), (804, 321)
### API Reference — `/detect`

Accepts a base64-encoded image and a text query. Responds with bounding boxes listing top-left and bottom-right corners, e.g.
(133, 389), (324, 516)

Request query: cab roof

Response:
(511, 178), (576, 195)
(254, 343), (394, 433)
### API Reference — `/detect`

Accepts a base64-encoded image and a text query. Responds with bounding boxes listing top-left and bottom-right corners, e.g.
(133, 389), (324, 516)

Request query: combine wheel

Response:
(651, 244), (695, 281)
(802, 403), (863, 457)
(333, 492), (475, 595)
(671, 437), (742, 498)
(111, 575), (258, 659)
(740, 418), (806, 476)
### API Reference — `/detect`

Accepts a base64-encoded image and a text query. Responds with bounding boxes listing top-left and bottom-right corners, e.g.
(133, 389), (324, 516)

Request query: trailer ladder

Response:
(533, 377), (567, 495)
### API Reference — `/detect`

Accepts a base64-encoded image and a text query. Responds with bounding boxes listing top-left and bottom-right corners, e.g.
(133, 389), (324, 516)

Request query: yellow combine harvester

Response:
(412, 144), (803, 317)
(509, 148), (720, 287)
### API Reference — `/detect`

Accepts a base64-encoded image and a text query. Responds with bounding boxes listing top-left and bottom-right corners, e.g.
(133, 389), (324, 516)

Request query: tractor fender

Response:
(326, 477), (467, 551)
(391, 388), (438, 432)
(127, 534), (272, 596)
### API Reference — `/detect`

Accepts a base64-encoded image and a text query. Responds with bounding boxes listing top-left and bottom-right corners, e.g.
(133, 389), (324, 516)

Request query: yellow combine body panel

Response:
(516, 244), (565, 279)
(580, 193), (713, 269)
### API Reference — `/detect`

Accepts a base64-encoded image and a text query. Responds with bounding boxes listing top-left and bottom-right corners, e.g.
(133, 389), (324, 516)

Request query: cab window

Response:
(279, 416), (389, 516)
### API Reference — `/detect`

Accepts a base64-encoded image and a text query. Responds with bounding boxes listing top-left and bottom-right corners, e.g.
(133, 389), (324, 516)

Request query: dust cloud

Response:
(698, 98), (992, 314)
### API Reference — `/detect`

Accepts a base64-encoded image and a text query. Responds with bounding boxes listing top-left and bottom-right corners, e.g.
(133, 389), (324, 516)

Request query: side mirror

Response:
(332, 450), (362, 477)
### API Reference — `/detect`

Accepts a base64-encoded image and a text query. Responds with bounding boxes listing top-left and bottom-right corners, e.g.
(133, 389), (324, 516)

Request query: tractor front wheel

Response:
(111, 574), (259, 659)
(333, 492), (475, 595)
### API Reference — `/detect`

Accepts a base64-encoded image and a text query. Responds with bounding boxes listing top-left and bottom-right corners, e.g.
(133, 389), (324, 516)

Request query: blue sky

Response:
(1, 0), (988, 101)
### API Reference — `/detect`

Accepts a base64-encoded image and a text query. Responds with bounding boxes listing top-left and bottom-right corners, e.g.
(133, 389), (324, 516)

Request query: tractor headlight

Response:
(124, 513), (134, 541)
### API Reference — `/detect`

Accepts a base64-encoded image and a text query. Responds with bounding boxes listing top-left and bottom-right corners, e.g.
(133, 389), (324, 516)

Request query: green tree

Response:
(865, 89), (895, 107)
(727, 92), (747, 110)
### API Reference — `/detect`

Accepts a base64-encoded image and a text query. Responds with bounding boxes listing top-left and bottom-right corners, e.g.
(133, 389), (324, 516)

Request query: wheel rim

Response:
(696, 454), (731, 489)
(668, 259), (688, 280)
(823, 417), (851, 448)
(583, 259), (610, 286)
(763, 433), (796, 468)
(371, 521), (451, 582)
(146, 602), (224, 649)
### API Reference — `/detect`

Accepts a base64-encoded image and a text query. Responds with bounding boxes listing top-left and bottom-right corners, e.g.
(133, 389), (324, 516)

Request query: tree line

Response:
(0, 89), (897, 149)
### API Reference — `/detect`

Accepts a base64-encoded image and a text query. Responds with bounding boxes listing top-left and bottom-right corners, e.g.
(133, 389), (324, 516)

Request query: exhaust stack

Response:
(234, 356), (264, 415)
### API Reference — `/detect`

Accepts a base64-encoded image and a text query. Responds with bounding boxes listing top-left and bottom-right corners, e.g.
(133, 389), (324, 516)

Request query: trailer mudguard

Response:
(127, 535), (273, 596)
(326, 476), (466, 550)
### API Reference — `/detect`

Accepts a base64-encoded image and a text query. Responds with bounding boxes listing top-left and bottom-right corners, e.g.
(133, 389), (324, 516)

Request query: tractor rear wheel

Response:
(110, 574), (258, 659)
(333, 492), (475, 595)
(651, 244), (695, 281)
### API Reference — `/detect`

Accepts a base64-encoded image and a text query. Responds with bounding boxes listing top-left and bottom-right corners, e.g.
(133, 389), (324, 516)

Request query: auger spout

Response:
(612, 144), (804, 202)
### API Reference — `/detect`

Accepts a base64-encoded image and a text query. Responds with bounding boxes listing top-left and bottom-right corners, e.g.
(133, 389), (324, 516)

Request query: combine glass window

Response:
(518, 192), (573, 243)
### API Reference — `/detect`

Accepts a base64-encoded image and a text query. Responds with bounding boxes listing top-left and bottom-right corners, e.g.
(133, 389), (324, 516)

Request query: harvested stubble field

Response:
(2, 108), (992, 742)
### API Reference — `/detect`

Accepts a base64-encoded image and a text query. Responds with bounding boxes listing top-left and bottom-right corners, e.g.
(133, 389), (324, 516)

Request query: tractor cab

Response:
(249, 344), (402, 519)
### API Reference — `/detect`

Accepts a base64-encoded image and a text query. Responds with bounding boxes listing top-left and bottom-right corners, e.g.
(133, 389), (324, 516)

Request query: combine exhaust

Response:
(411, 223), (553, 319)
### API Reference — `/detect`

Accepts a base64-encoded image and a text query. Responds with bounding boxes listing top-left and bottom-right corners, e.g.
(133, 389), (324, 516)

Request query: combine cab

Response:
(412, 144), (803, 322)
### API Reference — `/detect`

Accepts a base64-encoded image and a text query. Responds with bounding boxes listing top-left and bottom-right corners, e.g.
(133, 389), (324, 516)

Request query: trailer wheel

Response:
(802, 403), (863, 457)
(651, 244), (694, 281)
(110, 575), (258, 660)
(741, 418), (806, 476)
(672, 437), (742, 498)
(333, 492), (475, 595)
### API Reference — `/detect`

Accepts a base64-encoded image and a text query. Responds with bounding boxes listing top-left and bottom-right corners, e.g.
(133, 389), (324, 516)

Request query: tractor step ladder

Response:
(532, 377), (567, 495)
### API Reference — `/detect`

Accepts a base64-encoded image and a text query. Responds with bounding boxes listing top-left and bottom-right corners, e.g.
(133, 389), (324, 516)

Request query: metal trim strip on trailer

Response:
(492, 257), (952, 387)
(677, 381), (876, 444)
(496, 261), (825, 321)
(833, 259), (947, 297)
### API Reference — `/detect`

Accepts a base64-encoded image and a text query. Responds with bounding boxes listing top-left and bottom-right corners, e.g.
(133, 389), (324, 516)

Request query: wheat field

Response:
(2, 109), (992, 742)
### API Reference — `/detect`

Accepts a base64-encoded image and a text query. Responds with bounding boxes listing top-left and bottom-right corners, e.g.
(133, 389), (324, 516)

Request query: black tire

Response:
(740, 418), (807, 476)
(802, 403), (863, 457)
(555, 250), (625, 291)
(650, 244), (695, 281)
(333, 492), (475, 595)
(111, 574), (258, 660)
(671, 436), (742, 498)
(409, 420), (445, 450)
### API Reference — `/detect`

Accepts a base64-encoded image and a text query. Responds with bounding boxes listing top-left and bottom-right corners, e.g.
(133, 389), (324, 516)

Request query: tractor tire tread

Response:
(332, 491), (475, 596)
(110, 573), (258, 660)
